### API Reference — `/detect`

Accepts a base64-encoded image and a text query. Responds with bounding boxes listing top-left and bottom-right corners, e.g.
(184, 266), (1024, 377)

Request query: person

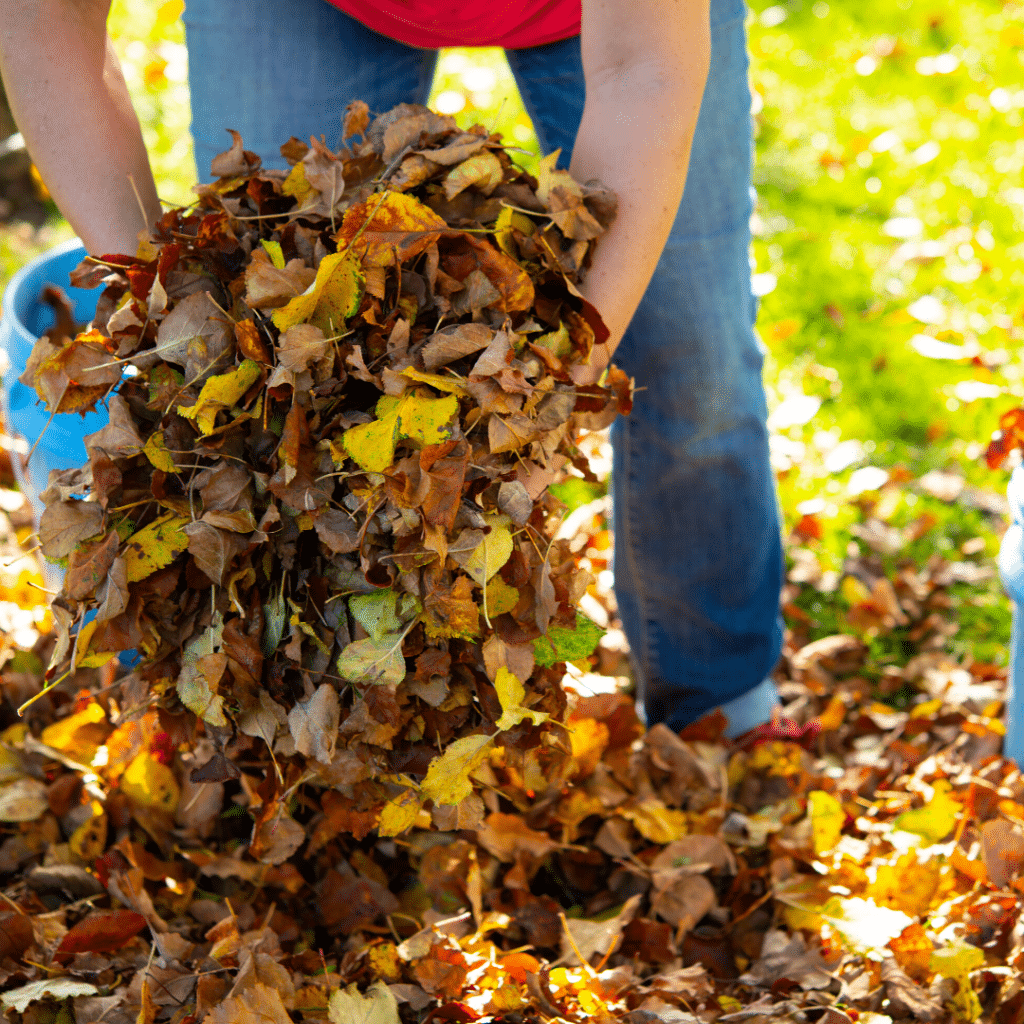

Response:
(0, 0), (785, 738)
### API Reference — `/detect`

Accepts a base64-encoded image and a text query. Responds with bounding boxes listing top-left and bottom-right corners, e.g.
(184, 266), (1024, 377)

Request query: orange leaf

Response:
(54, 911), (147, 961)
(335, 191), (447, 267)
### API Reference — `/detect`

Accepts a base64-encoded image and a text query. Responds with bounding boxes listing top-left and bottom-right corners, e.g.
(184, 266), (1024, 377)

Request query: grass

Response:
(2, 0), (1021, 666)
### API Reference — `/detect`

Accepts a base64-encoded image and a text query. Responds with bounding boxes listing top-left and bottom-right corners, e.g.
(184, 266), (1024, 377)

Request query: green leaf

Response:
(349, 590), (402, 645)
(177, 359), (262, 435)
(147, 364), (184, 405)
(261, 239), (286, 269)
(533, 612), (605, 668)
(336, 632), (408, 687)
(262, 578), (287, 657)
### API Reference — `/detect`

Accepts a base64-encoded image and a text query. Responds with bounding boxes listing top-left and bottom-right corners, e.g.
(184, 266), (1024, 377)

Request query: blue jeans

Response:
(183, 0), (785, 734)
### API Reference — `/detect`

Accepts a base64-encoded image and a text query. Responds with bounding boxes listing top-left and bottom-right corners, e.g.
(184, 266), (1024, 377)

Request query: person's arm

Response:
(0, 0), (161, 255)
(569, 0), (711, 384)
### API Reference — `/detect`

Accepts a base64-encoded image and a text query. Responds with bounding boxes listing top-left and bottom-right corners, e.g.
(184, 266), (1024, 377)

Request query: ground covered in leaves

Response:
(0, 462), (1021, 1024)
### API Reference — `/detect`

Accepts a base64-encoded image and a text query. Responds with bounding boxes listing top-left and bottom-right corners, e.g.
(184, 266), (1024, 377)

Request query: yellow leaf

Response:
(400, 366), (467, 394)
(122, 513), (188, 584)
(177, 655), (229, 727)
(328, 980), (400, 1024)
(271, 250), (364, 335)
(808, 790), (844, 855)
(485, 576), (518, 617)
(841, 575), (871, 606)
(121, 752), (180, 814)
(378, 789), (422, 837)
(394, 391), (459, 447)
(73, 619), (117, 669)
(494, 666), (549, 732)
(282, 162), (316, 204)
(335, 191), (447, 268)
(142, 431), (178, 473)
(931, 942), (985, 1023)
(367, 943), (403, 984)
(421, 734), (493, 806)
(69, 801), (107, 862)
(137, 975), (158, 1024)
(894, 780), (961, 843)
(869, 850), (942, 918)
(342, 408), (401, 473)
(443, 151), (504, 200)
(341, 391), (458, 473)
(261, 239), (286, 269)
(619, 800), (688, 844)
(40, 702), (107, 764)
(459, 513), (513, 586)
(494, 206), (535, 258)
(177, 359), (262, 436)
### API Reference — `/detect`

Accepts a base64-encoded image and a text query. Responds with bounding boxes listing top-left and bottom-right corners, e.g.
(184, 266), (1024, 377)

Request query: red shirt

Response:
(326, 0), (581, 49)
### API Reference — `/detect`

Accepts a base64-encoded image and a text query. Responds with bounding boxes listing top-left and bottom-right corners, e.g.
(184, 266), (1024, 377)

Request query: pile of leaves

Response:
(18, 100), (631, 847)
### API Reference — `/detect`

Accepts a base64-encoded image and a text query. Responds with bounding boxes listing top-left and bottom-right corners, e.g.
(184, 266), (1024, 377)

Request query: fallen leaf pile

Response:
(18, 100), (631, 843)
(2, 104), (1023, 1024)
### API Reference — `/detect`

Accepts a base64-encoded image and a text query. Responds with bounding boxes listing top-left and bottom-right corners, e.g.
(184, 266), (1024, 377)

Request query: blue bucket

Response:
(999, 465), (1024, 766)
(0, 238), (106, 518)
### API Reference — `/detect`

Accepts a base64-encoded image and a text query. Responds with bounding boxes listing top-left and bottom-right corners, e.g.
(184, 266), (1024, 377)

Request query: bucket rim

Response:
(1, 236), (87, 339)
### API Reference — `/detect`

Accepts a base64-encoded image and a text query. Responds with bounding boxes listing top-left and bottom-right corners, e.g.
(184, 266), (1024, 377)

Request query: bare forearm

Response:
(0, 0), (161, 255)
(570, 24), (710, 381)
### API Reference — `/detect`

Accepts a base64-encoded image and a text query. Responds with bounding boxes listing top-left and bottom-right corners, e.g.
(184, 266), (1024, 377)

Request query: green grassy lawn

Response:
(2, 0), (1021, 668)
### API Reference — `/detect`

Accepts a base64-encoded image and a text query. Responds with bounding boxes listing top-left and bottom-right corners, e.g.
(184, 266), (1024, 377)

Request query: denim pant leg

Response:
(510, 3), (785, 733)
(182, 0), (438, 175)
